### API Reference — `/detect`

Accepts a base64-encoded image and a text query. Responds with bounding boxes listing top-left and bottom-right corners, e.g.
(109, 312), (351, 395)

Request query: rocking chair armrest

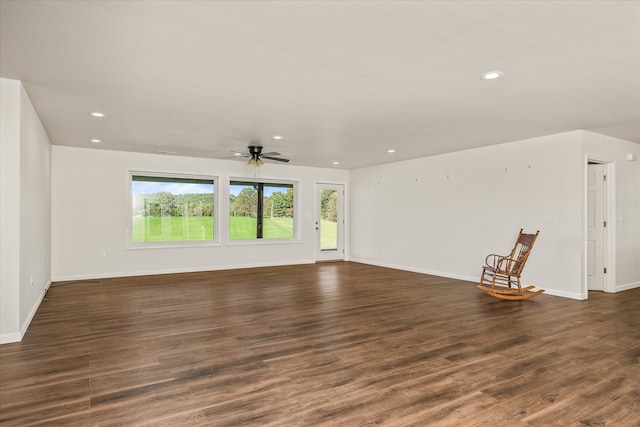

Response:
(484, 253), (506, 268)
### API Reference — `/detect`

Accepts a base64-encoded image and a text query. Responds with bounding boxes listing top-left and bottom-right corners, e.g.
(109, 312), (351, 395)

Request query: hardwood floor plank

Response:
(89, 384), (200, 426)
(1, 262), (639, 426)
(0, 379), (90, 425)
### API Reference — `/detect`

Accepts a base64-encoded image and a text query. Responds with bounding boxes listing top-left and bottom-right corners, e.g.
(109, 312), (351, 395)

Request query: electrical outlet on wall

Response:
(100, 251), (107, 260)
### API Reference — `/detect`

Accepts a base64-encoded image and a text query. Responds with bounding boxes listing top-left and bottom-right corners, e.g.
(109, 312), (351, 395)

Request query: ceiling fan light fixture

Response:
(248, 156), (264, 167)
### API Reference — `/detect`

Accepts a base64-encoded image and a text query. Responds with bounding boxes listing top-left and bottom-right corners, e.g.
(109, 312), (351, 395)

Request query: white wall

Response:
(19, 84), (52, 329)
(51, 146), (349, 280)
(0, 79), (22, 342)
(350, 131), (590, 299)
(0, 79), (52, 343)
(582, 131), (640, 292)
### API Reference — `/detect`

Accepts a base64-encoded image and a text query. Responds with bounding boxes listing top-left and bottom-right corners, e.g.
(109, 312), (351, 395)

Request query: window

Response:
(229, 180), (295, 240)
(130, 173), (216, 244)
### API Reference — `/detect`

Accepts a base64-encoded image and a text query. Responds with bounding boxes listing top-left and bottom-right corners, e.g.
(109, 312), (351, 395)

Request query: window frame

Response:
(127, 171), (219, 249)
(228, 177), (300, 244)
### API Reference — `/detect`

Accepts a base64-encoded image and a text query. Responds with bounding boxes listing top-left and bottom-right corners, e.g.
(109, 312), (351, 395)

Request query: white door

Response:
(587, 164), (606, 291)
(315, 183), (344, 261)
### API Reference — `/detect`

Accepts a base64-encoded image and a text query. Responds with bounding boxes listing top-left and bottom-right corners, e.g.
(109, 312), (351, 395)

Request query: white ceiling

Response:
(1, 1), (639, 169)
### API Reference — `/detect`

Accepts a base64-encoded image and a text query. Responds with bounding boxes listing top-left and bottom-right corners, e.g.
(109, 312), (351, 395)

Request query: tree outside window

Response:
(229, 181), (294, 239)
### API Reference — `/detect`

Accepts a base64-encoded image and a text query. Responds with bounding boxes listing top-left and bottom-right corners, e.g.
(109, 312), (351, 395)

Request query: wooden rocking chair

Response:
(477, 229), (544, 300)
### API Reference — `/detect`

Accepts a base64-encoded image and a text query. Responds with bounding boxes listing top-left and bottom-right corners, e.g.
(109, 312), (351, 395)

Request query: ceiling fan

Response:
(227, 145), (290, 167)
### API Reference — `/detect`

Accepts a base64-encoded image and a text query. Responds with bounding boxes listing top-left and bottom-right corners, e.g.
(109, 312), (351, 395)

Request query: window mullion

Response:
(257, 184), (264, 238)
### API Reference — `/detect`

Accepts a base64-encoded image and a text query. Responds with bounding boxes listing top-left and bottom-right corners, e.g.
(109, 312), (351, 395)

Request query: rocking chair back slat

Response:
(507, 231), (538, 275)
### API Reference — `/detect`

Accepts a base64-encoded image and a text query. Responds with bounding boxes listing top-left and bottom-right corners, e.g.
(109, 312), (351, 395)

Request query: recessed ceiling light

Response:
(272, 135), (283, 140)
(234, 152), (242, 156)
(332, 161), (340, 165)
(91, 112), (105, 117)
(387, 149), (396, 153)
(481, 71), (504, 80)
(90, 139), (101, 144)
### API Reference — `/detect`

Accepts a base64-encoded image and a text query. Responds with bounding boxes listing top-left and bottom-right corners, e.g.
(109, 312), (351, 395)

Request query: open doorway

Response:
(586, 159), (614, 294)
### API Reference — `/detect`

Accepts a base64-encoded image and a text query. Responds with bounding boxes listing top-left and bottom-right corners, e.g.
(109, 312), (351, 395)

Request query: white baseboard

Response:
(349, 257), (478, 282)
(542, 288), (587, 300)
(616, 281), (640, 292)
(349, 258), (586, 300)
(0, 280), (50, 345)
(0, 332), (21, 345)
(20, 282), (50, 337)
(51, 260), (316, 283)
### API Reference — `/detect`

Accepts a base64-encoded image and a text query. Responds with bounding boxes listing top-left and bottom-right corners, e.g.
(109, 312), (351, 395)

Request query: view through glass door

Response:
(315, 183), (344, 261)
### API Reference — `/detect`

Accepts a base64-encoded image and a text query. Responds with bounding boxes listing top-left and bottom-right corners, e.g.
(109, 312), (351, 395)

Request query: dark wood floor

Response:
(1, 262), (639, 426)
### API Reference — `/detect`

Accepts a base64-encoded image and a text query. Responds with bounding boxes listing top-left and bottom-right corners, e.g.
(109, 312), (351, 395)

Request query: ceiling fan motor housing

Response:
(243, 145), (289, 163)
(248, 145), (262, 156)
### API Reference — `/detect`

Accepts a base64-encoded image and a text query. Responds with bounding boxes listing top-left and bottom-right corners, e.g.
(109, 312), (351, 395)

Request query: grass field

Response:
(132, 215), (336, 246)
(132, 216), (214, 242)
(230, 216), (293, 239)
(320, 220), (337, 250)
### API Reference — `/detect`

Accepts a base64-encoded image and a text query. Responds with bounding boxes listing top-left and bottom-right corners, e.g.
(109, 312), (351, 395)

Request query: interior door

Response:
(315, 183), (344, 261)
(587, 163), (605, 291)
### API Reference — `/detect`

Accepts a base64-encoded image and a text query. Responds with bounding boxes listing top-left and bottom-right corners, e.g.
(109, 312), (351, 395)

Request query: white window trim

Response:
(126, 170), (219, 249)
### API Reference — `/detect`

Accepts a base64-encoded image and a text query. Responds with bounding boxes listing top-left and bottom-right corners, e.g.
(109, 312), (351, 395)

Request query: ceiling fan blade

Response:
(261, 151), (281, 156)
(262, 156), (290, 163)
(228, 150), (250, 156)
(222, 156), (249, 159)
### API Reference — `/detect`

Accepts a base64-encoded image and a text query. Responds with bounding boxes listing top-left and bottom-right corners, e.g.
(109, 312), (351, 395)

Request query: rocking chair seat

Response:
(477, 229), (544, 300)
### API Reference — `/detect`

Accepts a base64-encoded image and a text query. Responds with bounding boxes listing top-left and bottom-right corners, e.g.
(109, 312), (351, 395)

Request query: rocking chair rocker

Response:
(477, 229), (544, 300)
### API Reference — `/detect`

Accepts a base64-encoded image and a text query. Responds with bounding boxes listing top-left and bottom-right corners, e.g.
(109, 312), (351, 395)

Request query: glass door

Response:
(315, 183), (344, 261)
